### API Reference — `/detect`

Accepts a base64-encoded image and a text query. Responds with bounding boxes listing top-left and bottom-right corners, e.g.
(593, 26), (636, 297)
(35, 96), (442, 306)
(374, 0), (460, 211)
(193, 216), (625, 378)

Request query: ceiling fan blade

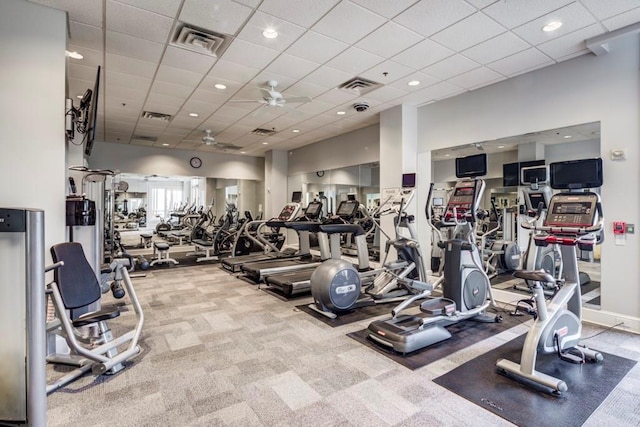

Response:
(283, 96), (311, 104)
(228, 99), (260, 103)
(214, 142), (242, 150)
(249, 105), (269, 118)
(280, 105), (305, 117)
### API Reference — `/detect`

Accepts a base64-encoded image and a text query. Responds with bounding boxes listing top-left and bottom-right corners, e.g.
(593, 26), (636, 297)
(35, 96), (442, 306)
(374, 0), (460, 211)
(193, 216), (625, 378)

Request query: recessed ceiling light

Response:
(262, 142), (269, 145)
(214, 83), (227, 90)
(162, 143), (170, 146)
(336, 111), (346, 115)
(563, 135), (572, 139)
(188, 112), (199, 117)
(445, 154), (450, 157)
(407, 80), (420, 86)
(292, 129), (300, 133)
(498, 145), (505, 148)
(76, 95), (83, 99)
(65, 50), (83, 59)
(542, 21), (563, 32)
(262, 28), (278, 39)
(240, 151), (246, 154)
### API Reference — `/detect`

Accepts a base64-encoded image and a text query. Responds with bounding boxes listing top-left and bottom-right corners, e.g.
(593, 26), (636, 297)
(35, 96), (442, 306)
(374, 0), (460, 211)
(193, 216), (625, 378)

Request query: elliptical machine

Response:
(367, 154), (502, 354)
(496, 158), (604, 394)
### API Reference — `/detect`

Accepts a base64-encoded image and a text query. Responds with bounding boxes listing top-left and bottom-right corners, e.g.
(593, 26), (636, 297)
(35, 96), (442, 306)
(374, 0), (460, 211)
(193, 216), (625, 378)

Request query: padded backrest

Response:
(50, 242), (101, 310)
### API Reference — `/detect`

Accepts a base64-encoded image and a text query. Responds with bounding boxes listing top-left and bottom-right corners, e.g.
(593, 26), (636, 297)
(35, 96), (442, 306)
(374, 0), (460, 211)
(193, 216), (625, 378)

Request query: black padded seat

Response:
(140, 233), (152, 238)
(154, 242), (170, 250)
(319, 223), (365, 236)
(192, 239), (214, 247)
(72, 308), (120, 327)
(51, 242), (101, 314)
(514, 269), (555, 283)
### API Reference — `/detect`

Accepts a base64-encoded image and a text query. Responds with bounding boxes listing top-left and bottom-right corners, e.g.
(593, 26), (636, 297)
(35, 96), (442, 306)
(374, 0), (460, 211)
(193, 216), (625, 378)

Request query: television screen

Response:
(336, 200), (358, 217)
(456, 153), (487, 178)
(291, 191), (302, 203)
(84, 66), (101, 156)
(402, 173), (416, 188)
(502, 162), (519, 187)
(521, 166), (548, 185)
(550, 158), (603, 189)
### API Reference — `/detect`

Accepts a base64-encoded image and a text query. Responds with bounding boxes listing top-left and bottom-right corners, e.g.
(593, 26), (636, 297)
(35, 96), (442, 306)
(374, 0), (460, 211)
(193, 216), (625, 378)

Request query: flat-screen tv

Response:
(402, 173), (416, 188)
(456, 153), (487, 178)
(291, 191), (302, 203)
(550, 158), (603, 189)
(521, 165), (548, 185)
(84, 66), (101, 156)
(502, 162), (519, 187)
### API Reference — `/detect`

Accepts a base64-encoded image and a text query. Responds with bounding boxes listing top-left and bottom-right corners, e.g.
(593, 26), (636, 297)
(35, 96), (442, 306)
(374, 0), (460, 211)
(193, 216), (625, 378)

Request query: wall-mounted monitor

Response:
(402, 173), (416, 188)
(502, 162), (520, 187)
(521, 165), (549, 185)
(550, 158), (603, 189)
(456, 153), (487, 178)
(291, 191), (302, 203)
(84, 66), (101, 156)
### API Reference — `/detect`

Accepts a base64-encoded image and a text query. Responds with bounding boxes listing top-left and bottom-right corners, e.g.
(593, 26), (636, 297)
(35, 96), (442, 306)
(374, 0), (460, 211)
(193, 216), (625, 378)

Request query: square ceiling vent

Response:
(141, 111), (172, 121)
(252, 128), (277, 136)
(338, 77), (383, 96)
(172, 23), (232, 57)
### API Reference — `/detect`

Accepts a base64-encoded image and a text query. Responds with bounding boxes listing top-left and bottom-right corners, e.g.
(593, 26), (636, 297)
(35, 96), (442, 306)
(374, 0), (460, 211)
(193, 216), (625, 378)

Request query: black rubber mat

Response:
(262, 287), (309, 302)
(346, 307), (518, 370)
(587, 296), (601, 305)
(433, 334), (636, 427)
(296, 301), (396, 327)
(581, 280), (600, 295)
(490, 273), (518, 285)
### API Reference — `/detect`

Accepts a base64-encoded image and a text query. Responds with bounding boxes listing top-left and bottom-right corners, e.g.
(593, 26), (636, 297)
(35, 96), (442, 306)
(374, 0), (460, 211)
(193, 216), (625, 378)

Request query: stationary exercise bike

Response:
(496, 158), (604, 394)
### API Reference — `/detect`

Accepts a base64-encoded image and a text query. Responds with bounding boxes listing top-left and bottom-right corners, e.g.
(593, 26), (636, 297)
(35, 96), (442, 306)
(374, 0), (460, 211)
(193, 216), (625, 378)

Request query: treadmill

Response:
(263, 199), (363, 296)
(221, 202), (301, 273)
(240, 201), (324, 282)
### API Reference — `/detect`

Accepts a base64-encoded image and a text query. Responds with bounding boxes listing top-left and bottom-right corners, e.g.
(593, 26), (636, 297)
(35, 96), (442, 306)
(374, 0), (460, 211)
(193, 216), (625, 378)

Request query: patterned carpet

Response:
(46, 264), (640, 426)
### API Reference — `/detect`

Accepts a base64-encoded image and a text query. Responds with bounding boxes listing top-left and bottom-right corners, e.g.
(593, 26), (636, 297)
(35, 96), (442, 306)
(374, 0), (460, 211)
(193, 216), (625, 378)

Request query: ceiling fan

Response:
(451, 142), (485, 151)
(183, 129), (242, 151)
(229, 80), (311, 115)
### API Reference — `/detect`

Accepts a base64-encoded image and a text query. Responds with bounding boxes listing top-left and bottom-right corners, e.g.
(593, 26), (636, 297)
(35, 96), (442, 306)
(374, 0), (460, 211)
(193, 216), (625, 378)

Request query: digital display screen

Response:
(337, 200), (358, 217)
(528, 192), (547, 210)
(454, 187), (474, 196)
(551, 202), (592, 215)
(522, 166), (548, 185)
(291, 191), (302, 203)
(456, 153), (487, 178)
(305, 201), (322, 217)
(503, 162), (519, 187)
(550, 158), (603, 189)
(402, 173), (416, 188)
(433, 197), (444, 207)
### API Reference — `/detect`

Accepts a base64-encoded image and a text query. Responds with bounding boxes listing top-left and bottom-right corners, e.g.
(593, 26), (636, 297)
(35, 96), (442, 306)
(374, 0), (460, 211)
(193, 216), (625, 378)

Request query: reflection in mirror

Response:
(430, 122), (601, 310)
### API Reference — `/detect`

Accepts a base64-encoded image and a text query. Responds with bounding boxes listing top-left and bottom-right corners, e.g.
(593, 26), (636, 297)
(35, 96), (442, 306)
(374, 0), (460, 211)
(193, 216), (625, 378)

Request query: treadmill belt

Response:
(433, 334), (636, 427)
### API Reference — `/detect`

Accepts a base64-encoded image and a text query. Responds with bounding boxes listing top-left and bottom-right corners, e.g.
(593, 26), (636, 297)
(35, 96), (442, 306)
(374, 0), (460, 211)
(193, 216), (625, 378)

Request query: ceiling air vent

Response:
(171, 23), (232, 57)
(252, 128), (276, 136)
(131, 135), (158, 142)
(141, 111), (172, 121)
(338, 77), (383, 96)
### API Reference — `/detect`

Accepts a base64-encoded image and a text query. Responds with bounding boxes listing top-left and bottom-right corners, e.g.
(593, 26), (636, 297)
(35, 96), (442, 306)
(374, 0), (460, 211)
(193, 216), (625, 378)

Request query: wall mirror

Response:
(430, 122), (602, 310)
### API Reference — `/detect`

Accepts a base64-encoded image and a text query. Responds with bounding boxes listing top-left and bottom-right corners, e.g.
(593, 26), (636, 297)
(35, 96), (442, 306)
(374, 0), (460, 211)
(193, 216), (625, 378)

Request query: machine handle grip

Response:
(45, 261), (64, 272)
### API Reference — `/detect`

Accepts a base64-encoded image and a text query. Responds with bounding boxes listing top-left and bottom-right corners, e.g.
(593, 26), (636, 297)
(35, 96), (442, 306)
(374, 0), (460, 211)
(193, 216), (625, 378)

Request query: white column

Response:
(264, 150), (288, 218)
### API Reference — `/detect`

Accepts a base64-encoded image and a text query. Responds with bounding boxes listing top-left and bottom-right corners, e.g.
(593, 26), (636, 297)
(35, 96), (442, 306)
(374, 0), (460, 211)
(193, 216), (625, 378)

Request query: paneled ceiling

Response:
(30, 0), (640, 156)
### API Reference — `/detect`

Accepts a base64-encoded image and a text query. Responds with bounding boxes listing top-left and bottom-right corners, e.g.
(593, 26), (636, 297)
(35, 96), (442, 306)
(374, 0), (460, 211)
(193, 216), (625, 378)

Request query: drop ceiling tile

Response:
(350, 0), (419, 18)
(161, 46), (218, 74)
(602, 7), (640, 31)
(465, 0), (499, 9)
(325, 47), (384, 75)
(222, 39), (280, 70)
(285, 81), (330, 99)
(512, 2), (598, 46)
(214, 105), (253, 120)
(266, 115), (304, 129)
(130, 139), (156, 146)
(30, 0), (103, 27)
(581, 0), (640, 20)
(312, 90), (357, 106)
(483, 0), (574, 29)
(106, 71), (153, 92)
(106, 1), (174, 43)
(114, 0), (182, 17)
(461, 32), (530, 64)
(421, 54), (480, 79)
(236, 11), (306, 52)
(67, 45), (103, 67)
(248, 73), (297, 93)
(356, 22), (424, 58)
(179, 0), (253, 35)
(207, 60), (261, 84)
(447, 66), (504, 89)
(264, 54), (320, 80)
(416, 81), (466, 101)
(359, 60), (415, 84)
(391, 39), (454, 70)
(396, 91), (435, 107)
(487, 48), (553, 76)
(258, 0), (340, 28)
(430, 12), (507, 52)
(181, 99), (220, 117)
(106, 30), (165, 63)
(151, 80), (195, 98)
(304, 66), (355, 89)
(145, 94), (185, 111)
(156, 65), (204, 87)
(312, 1), (387, 45)
(107, 53), (157, 78)
(362, 85), (409, 103)
(235, 0), (261, 7)
(285, 31), (349, 64)
(537, 23), (607, 60)
(106, 84), (149, 103)
(68, 21), (104, 51)
(393, 0), (475, 37)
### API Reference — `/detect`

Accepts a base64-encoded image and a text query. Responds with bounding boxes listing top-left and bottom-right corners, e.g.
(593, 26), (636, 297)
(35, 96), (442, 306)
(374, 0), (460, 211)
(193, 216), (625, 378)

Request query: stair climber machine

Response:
(514, 165), (563, 295)
(479, 200), (521, 279)
(496, 158), (604, 394)
(308, 188), (429, 320)
(367, 153), (502, 354)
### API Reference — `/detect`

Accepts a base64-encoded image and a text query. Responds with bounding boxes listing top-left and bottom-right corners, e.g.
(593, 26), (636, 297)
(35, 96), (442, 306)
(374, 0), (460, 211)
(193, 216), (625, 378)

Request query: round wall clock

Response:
(190, 157), (202, 168)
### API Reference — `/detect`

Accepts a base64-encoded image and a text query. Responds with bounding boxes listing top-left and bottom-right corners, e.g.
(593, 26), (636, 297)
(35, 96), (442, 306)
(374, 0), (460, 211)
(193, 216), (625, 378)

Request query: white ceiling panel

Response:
(461, 32), (530, 64)
(161, 46), (218, 74)
(258, 0), (340, 28)
(264, 54), (320, 80)
(236, 11), (306, 51)
(285, 31), (349, 65)
(30, 0), (103, 27)
(106, 1), (174, 44)
(465, 0), (500, 9)
(350, 0), (419, 18)
(67, 45), (102, 67)
(68, 21), (104, 51)
(356, 22), (424, 58)
(487, 48), (553, 76)
(144, 96), (184, 113)
(155, 65), (204, 87)
(106, 71), (153, 92)
(430, 12), (506, 52)
(312, 1), (387, 45)
(512, 2), (598, 46)
(179, 0), (254, 35)
(391, 39), (454, 70)
(222, 39), (280, 70)
(421, 54), (480, 79)
(106, 30), (165, 63)
(150, 80), (195, 98)
(208, 60), (261, 84)
(447, 66), (504, 90)
(602, 7), (640, 31)
(387, 71), (440, 91)
(107, 53), (158, 79)
(393, 0), (476, 37)
(248, 72), (297, 92)
(304, 66), (355, 89)
(325, 47), (384, 75)
(130, 139), (156, 146)
(181, 99), (220, 117)
(362, 85), (409, 103)
(359, 61), (415, 84)
(313, 89), (358, 105)
(114, 0), (182, 17)
(106, 85), (149, 103)
(285, 81), (330, 99)
(537, 23), (607, 60)
(415, 80), (466, 101)
(483, 0), (574, 29)
(581, 0), (640, 20)
(235, 0), (261, 7)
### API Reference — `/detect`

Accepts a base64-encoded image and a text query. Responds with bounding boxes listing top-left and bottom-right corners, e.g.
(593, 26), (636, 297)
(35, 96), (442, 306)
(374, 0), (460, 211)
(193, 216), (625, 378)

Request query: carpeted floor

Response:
(46, 264), (640, 427)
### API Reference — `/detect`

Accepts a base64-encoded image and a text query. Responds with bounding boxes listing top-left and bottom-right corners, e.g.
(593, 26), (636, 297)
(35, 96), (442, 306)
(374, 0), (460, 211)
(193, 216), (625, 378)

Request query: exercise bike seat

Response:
(72, 308), (121, 327)
(514, 269), (555, 284)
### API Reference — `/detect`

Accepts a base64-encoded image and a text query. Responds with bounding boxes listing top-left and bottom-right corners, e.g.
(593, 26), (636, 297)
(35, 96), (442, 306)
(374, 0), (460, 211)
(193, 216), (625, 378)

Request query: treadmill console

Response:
(544, 193), (598, 227)
(304, 201), (323, 220)
(277, 203), (299, 221)
(445, 181), (479, 221)
(335, 200), (359, 220)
